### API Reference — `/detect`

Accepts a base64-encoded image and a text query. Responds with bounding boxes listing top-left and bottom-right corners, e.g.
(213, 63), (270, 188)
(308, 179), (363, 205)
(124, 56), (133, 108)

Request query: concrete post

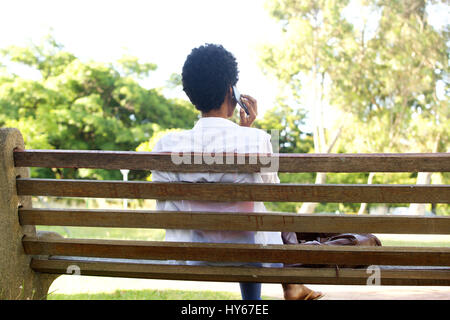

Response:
(0, 128), (58, 299)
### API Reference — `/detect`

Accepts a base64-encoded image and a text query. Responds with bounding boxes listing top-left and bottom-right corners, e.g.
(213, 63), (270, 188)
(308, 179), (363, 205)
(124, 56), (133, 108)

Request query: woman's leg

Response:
(239, 282), (262, 300)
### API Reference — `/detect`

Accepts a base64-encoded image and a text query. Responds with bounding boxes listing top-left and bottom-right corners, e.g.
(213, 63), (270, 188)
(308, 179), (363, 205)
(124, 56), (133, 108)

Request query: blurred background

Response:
(1, 0), (448, 217)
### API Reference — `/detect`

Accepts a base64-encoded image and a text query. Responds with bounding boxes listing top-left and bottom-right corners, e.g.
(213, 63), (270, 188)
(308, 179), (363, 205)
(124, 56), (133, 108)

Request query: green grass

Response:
(36, 226), (165, 241)
(376, 234), (450, 247)
(380, 239), (450, 247)
(48, 289), (241, 300)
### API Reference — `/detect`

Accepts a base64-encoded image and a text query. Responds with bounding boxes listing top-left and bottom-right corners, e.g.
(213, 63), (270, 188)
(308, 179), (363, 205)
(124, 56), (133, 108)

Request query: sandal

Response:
(303, 291), (325, 300)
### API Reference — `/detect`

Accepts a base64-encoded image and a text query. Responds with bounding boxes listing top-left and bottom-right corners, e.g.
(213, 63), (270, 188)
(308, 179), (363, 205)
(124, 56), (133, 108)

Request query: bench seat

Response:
(32, 256), (450, 286)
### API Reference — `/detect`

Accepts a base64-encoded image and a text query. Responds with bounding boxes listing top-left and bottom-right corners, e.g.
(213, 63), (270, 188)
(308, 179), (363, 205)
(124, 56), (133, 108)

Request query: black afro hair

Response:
(182, 44), (239, 113)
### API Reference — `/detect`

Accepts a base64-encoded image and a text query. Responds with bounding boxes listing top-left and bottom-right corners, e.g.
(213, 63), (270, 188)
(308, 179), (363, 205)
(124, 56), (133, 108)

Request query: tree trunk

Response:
(408, 133), (440, 216)
(358, 172), (375, 215)
(298, 172), (327, 214)
(408, 172), (433, 215)
(297, 126), (343, 214)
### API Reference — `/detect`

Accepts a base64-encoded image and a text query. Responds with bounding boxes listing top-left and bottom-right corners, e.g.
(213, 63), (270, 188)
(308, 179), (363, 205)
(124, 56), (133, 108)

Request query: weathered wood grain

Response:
(12, 149), (450, 288)
(18, 208), (450, 234)
(16, 178), (450, 203)
(23, 237), (450, 266)
(13, 150), (450, 172)
(31, 258), (450, 286)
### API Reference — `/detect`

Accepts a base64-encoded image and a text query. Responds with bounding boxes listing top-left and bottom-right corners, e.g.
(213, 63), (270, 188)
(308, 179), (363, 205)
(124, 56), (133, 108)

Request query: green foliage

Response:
(136, 127), (184, 153)
(255, 103), (316, 212)
(136, 127), (185, 181)
(116, 54), (157, 79)
(260, 0), (449, 214)
(0, 36), (199, 180)
(166, 72), (182, 88)
(261, 0), (448, 154)
(254, 103), (314, 154)
(331, 0), (449, 154)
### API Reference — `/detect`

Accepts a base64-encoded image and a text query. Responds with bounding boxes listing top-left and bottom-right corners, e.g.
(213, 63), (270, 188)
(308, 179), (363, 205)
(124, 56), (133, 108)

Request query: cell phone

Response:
(232, 85), (250, 115)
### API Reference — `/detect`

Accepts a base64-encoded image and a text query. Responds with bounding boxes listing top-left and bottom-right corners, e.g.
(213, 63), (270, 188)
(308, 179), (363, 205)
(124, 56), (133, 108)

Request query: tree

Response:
(255, 103), (314, 154)
(330, 0), (449, 214)
(260, 0), (448, 215)
(0, 36), (199, 180)
(254, 103), (315, 212)
(260, 0), (353, 213)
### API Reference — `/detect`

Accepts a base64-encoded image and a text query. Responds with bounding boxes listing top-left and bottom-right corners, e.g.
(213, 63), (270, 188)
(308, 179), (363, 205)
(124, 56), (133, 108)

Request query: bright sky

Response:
(0, 0), (282, 114)
(1, 0), (447, 117)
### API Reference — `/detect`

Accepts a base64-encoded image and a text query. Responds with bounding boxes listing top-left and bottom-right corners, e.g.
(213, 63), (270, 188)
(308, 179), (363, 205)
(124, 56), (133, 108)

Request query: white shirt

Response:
(151, 117), (283, 267)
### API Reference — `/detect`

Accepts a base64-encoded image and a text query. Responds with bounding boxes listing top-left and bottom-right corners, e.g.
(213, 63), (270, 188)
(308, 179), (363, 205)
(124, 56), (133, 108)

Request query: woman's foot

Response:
(282, 284), (324, 300)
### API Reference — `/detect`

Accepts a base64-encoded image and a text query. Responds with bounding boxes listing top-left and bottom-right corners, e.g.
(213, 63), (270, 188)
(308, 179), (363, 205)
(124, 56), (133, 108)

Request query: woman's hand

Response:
(239, 94), (258, 127)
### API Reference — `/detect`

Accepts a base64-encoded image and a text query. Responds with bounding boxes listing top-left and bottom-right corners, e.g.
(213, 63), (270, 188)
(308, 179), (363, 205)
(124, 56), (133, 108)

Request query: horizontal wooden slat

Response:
(31, 258), (450, 286)
(19, 208), (450, 234)
(14, 150), (450, 172)
(22, 237), (450, 266)
(16, 178), (450, 203)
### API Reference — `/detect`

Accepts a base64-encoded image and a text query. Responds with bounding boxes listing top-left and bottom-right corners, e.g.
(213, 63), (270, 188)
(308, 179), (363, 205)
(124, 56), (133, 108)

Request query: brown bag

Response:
(281, 232), (382, 268)
(295, 232), (381, 247)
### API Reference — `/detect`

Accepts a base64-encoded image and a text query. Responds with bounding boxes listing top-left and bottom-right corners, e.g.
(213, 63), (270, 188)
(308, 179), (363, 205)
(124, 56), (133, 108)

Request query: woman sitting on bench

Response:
(151, 43), (323, 300)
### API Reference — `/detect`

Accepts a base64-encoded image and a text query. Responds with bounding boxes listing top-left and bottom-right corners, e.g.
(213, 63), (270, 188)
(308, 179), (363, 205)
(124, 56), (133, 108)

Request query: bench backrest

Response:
(1, 127), (448, 294)
(15, 150), (450, 262)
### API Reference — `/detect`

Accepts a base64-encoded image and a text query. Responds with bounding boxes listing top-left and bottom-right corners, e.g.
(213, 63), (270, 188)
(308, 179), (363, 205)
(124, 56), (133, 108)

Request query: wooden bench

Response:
(1, 127), (449, 300)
